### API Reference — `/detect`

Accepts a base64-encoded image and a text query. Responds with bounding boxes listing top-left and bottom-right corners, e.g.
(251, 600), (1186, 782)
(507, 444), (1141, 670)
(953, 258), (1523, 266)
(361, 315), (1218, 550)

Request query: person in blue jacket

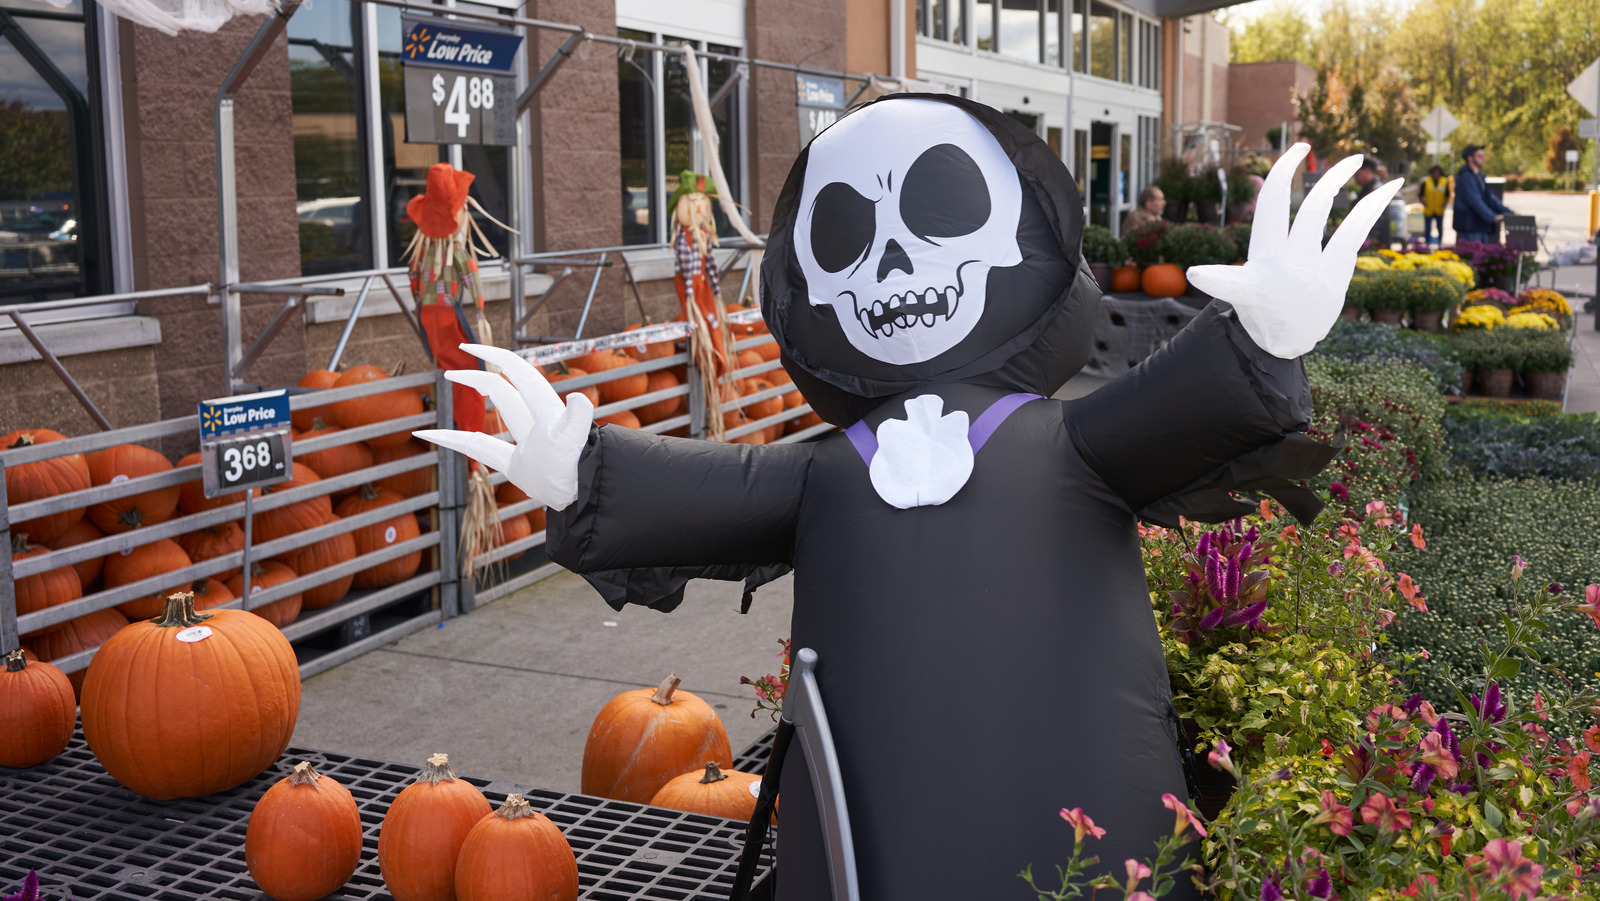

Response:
(1453, 144), (1513, 243)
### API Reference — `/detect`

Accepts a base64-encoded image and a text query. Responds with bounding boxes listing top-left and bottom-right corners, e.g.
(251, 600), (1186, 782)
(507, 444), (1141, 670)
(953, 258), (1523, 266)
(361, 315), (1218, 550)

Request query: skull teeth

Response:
(855, 285), (961, 340)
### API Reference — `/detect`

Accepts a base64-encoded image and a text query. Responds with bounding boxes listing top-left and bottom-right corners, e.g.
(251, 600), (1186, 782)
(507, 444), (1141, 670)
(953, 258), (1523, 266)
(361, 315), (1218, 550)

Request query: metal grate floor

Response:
(1, 730), (773, 901)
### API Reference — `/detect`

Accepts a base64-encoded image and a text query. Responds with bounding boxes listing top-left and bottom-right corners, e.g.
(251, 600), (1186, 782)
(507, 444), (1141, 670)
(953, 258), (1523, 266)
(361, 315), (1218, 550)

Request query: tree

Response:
(1226, 0), (1316, 66)
(1547, 126), (1580, 175)
(0, 101), (71, 202)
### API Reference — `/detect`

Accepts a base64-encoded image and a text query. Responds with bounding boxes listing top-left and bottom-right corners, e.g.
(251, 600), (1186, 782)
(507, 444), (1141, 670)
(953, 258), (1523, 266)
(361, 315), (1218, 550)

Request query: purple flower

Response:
(1435, 719), (1461, 759)
(1471, 682), (1507, 723)
(1206, 554), (1223, 598)
(1402, 693), (1424, 714)
(1329, 481), (1348, 501)
(1306, 868), (1333, 899)
(1224, 599), (1269, 631)
(1225, 555), (1241, 600)
(1261, 877), (1284, 901)
(1196, 531), (1213, 559)
(1199, 606), (1228, 631)
(1411, 762), (1437, 793)
(4, 872), (39, 901)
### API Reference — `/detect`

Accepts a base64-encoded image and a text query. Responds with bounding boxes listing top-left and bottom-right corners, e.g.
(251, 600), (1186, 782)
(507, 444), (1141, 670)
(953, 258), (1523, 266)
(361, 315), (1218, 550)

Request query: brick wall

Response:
(748, 0), (847, 231)
(0, 347), (160, 436)
(1227, 61), (1315, 153)
(119, 14), (303, 440)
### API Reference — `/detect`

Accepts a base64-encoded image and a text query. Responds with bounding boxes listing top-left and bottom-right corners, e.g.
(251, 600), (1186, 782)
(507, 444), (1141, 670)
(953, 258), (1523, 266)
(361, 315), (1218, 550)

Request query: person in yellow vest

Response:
(1419, 164), (1451, 247)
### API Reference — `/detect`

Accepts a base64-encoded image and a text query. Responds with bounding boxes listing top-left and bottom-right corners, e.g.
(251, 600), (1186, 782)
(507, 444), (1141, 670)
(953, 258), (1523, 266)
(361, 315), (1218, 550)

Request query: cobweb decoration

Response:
(42, 0), (280, 35)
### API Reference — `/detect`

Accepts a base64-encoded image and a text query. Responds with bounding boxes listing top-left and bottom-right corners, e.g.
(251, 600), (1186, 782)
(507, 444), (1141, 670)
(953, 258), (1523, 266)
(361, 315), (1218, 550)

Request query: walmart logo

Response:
(201, 407), (222, 432)
(403, 24), (433, 59)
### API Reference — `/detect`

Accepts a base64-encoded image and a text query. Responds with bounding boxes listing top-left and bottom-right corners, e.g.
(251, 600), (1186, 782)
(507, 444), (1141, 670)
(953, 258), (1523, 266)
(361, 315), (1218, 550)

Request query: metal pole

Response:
(0, 461), (17, 654)
(242, 489), (255, 601)
(327, 276), (375, 370)
(510, 114), (527, 348)
(7, 310), (114, 430)
(516, 30), (580, 114)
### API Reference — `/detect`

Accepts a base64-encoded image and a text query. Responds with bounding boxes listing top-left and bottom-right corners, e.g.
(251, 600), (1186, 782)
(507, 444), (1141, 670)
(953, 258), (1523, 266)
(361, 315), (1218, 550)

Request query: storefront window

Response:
(0, 0), (108, 301)
(289, 0), (368, 275)
(1043, 0), (1061, 67)
(1070, 0), (1085, 73)
(1088, 2), (1115, 80)
(1120, 12), (1133, 83)
(1138, 20), (1161, 89)
(618, 27), (655, 246)
(998, 0), (1038, 64)
(975, 0), (994, 51)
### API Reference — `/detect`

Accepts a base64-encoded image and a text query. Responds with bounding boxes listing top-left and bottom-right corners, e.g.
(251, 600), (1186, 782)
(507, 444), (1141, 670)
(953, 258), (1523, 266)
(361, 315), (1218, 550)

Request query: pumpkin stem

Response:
(289, 761), (321, 786)
(311, 417), (331, 431)
(8, 433), (36, 449)
(152, 592), (212, 628)
(494, 793), (538, 820)
(698, 761), (728, 784)
(250, 561), (268, 579)
(4, 649), (27, 672)
(419, 753), (458, 784)
(359, 483), (380, 502)
(117, 508), (147, 530)
(12, 533), (36, 554)
(650, 673), (682, 706)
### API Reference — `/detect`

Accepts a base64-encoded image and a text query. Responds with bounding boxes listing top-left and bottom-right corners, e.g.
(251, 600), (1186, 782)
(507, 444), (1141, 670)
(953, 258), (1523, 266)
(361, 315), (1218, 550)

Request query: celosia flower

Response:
(1306, 868), (1333, 899)
(1360, 791), (1412, 833)
(1472, 682), (1507, 724)
(1161, 793), (1207, 838)
(1570, 751), (1592, 791)
(1260, 877), (1284, 901)
(1409, 523), (1426, 549)
(1312, 790), (1353, 835)
(4, 872), (39, 901)
(1482, 839), (1542, 900)
(1208, 738), (1235, 775)
(1059, 807), (1106, 843)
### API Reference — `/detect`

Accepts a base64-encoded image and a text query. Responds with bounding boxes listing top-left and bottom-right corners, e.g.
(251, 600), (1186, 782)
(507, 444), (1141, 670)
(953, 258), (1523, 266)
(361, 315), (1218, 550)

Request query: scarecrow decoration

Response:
(417, 95), (1400, 898)
(403, 161), (512, 434)
(670, 170), (734, 439)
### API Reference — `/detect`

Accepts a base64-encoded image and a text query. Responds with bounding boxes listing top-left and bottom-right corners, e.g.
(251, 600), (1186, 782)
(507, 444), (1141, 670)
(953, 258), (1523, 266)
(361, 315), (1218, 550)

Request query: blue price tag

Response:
(198, 390), (291, 440)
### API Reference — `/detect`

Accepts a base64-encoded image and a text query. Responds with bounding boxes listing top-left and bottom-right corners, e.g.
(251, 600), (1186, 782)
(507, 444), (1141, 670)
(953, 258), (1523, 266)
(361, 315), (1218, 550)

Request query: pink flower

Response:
(1058, 807), (1106, 843)
(1366, 500), (1395, 527)
(1578, 585), (1600, 631)
(1208, 738), (1236, 775)
(1360, 791), (1412, 833)
(1569, 751), (1593, 791)
(1161, 793), (1208, 838)
(1532, 692), (1549, 721)
(1417, 699), (1440, 725)
(1397, 573), (1428, 612)
(1416, 732), (1461, 781)
(1125, 859), (1151, 891)
(1312, 790), (1354, 836)
(1512, 555), (1527, 580)
(1127, 894), (1156, 901)
(1409, 523), (1426, 549)
(1583, 724), (1600, 754)
(1482, 839), (1543, 900)
(1376, 608), (1397, 627)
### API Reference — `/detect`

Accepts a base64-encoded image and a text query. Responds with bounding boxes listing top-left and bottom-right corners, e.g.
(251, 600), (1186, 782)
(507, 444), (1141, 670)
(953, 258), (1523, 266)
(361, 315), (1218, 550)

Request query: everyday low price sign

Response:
(402, 16), (521, 146)
(197, 389), (292, 499)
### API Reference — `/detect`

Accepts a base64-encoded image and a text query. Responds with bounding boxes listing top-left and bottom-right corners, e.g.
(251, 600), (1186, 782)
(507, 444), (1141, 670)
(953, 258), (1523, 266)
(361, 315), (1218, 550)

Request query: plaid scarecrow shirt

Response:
(673, 227), (721, 301)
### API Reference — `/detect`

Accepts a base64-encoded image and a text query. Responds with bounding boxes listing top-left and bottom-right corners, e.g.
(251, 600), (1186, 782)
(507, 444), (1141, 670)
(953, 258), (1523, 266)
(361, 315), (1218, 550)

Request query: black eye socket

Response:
(899, 143), (991, 241)
(809, 182), (876, 273)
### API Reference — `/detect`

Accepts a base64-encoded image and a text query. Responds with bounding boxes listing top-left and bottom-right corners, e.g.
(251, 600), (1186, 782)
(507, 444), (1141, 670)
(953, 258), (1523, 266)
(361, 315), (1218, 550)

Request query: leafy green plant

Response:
(1125, 220), (1171, 267)
(1161, 224), (1237, 269)
(1451, 329), (1528, 372)
(1082, 224), (1129, 267)
(1306, 356), (1447, 511)
(1408, 271), (1469, 314)
(1225, 165), (1256, 207)
(1312, 321), (1462, 394)
(1156, 156), (1191, 204)
(1222, 224), (1252, 264)
(1190, 169), (1223, 205)
(1519, 330), (1573, 373)
(1442, 403), (1600, 481)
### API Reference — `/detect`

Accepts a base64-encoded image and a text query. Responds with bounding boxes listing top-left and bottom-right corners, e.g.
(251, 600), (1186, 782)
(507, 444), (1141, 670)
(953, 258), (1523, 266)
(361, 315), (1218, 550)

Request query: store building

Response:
(0, 0), (1237, 440)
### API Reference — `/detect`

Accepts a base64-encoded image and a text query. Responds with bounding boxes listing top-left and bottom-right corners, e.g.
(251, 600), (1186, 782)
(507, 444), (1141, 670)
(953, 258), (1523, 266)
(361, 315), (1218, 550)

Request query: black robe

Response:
(546, 302), (1331, 899)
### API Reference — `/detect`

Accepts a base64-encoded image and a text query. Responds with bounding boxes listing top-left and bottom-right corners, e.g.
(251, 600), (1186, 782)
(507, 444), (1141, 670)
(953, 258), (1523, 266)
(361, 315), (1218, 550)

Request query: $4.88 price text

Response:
(432, 72), (494, 138)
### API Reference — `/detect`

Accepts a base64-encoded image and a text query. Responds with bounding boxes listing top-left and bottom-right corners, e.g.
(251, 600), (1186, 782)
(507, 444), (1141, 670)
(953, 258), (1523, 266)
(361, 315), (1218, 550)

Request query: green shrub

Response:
(1397, 477), (1600, 733)
(1450, 327), (1527, 371)
(1222, 223), (1251, 263)
(1345, 268), (1465, 313)
(1311, 320), (1462, 394)
(1442, 402), (1600, 481)
(1080, 223), (1127, 266)
(1155, 156), (1190, 204)
(1521, 330), (1575, 372)
(1408, 270), (1468, 313)
(1305, 356), (1447, 510)
(1124, 220), (1169, 266)
(1160, 223), (1236, 268)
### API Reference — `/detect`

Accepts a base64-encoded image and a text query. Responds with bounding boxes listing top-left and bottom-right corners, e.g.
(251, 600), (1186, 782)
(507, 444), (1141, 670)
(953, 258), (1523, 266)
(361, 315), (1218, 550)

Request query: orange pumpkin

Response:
(12, 534), (82, 628)
(621, 325), (677, 363)
(296, 419), (375, 483)
(527, 506), (546, 535)
(596, 355), (648, 406)
(488, 512), (532, 563)
(81, 591), (301, 799)
(103, 538), (192, 620)
(28, 607), (131, 699)
(1140, 262), (1188, 298)
(247, 761), (362, 901)
(788, 410), (825, 434)
(581, 674), (732, 803)
(255, 463), (333, 544)
(595, 409), (642, 429)
(649, 761), (763, 820)
(335, 485), (422, 589)
(333, 365), (425, 448)
(85, 444), (180, 533)
(378, 753), (493, 901)
(176, 522), (246, 583)
(370, 439), (434, 498)
(744, 378), (784, 422)
(292, 368), (342, 432)
(2, 428), (90, 544)
(634, 370), (684, 425)
(188, 577), (236, 610)
(0, 649), (76, 768)
(226, 561), (303, 629)
(543, 364), (600, 406)
(46, 517), (107, 591)
(1110, 265), (1142, 293)
(277, 512), (356, 610)
(175, 451), (251, 517)
(454, 794), (578, 901)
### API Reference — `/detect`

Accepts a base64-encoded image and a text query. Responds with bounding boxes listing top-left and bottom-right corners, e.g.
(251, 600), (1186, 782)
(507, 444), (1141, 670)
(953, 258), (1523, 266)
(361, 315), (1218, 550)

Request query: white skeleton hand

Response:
(413, 344), (593, 511)
(1185, 143), (1403, 360)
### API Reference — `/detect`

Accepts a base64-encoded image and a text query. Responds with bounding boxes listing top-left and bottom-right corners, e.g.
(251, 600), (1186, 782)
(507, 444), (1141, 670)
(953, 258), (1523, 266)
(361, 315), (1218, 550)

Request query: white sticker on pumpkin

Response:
(384, 526), (397, 544)
(869, 394), (973, 509)
(120, 547), (133, 556)
(749, 779), (762, 798)
(250, 584), (263, 594)
(175, 626), (213, 643)
(110, 474), (129, 484)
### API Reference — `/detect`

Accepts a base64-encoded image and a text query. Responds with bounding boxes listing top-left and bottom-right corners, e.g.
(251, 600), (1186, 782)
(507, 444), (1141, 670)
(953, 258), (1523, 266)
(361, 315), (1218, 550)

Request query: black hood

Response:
(760, 92), (1100, 426)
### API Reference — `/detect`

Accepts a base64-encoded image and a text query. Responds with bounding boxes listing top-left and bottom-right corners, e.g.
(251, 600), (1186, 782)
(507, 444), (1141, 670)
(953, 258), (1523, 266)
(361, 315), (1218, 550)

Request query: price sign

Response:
(197, 390), (292, 498)
(796, 74), (846, 150)
(402, 16), (521, 146)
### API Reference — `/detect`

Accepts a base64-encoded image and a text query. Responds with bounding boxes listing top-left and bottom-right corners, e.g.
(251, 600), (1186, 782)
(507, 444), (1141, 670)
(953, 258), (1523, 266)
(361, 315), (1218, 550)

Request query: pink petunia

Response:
(1482, 839), (1543, 900)
(1579, 585), (1600, 631)
(1059, 807), (1106, 843)
(1512, 555), (1527, 580)
(1416, 732), (1461, 781)
(1125, 859), (1151, 891)
(1312, 790), (1354, 836)
(1417, 699), (1440, 725)
(1208, 738), (1236, 775)
(1397, 573), (1428, 612)
(1409, 523), (1426, 549)
(1583, 724), (1600, 754)
(1360, 791), (1412, 833)
(1570, 751), (1593, 791)
(1161, 792), (1208, 838)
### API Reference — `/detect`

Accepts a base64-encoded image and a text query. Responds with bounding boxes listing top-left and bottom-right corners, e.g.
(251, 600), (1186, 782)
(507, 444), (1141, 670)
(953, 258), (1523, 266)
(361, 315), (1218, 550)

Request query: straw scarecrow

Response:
(670, 170), (734, 438)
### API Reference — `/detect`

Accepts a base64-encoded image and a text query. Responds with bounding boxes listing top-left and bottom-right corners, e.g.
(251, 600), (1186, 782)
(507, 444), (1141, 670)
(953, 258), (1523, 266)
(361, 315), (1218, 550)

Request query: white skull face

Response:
(794, 99), (1023, 365)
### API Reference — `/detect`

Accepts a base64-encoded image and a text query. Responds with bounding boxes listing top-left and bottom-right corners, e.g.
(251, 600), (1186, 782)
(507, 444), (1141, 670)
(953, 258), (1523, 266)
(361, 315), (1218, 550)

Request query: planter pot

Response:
(1180, 719), (1240, 820)
(1480, 368), (1515, 397)
(1489, 275), (1517, 293)
(1371, 307), (1404, 325)
(1194, 202), (1218, 225)
(1459, 369), (1475, 395)
(1412, 310), (1445, 333)
(1524, 369), (1566, 399)
(1339, 306), (1362, 322)
(1089, 262), (1113, 292)
(1162, 200), (1190, 223)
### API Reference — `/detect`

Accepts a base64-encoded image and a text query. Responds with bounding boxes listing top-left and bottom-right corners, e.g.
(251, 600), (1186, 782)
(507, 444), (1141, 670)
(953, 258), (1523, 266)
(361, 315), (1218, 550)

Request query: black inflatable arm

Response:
(545, 426), (813, 611)
(1065, 301), (1336, 526)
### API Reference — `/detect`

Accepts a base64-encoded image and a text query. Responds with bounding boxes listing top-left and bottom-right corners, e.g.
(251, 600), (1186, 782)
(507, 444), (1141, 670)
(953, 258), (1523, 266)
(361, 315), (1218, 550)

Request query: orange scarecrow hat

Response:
(406, 162), (476, 240)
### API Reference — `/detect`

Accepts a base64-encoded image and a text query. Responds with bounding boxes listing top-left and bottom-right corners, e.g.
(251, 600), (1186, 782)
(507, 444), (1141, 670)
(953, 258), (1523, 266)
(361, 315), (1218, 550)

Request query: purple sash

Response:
(844, 393), (1043, 466)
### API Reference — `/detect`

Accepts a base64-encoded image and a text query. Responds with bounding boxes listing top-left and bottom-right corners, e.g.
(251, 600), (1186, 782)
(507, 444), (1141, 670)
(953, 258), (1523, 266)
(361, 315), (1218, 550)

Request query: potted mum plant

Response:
(1156, 157), (1192, 223)
(1407, 271), (1467, 334)
(1081, 224), (1127, 292)
(1520, 331), (1573, 399)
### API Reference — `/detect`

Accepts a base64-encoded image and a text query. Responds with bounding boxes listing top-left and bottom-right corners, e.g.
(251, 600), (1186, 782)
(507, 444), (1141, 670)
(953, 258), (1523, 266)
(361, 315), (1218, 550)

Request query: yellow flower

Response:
(1518, 288), (1571, 316)
(1387, 258), (1416, 271)
(1430, 249), (1460, 261)
(1354, 256), (1387, 271)
(1453, 305), (1505, 330)
(1440, 261), (1475, 284)
(1378, 249), (1401, 259)
(1403, 253), (1434, 266)
(1504, 312), (1560, 331)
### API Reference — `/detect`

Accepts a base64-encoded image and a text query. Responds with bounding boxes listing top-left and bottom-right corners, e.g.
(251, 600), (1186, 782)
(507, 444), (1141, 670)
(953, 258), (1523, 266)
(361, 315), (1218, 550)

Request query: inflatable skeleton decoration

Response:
(417, 95), (1400, 899)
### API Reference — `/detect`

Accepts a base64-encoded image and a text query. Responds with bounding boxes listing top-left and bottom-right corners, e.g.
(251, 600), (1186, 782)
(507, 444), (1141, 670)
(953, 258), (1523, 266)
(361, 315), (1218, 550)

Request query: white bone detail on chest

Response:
(845, 392), (1042, 509)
